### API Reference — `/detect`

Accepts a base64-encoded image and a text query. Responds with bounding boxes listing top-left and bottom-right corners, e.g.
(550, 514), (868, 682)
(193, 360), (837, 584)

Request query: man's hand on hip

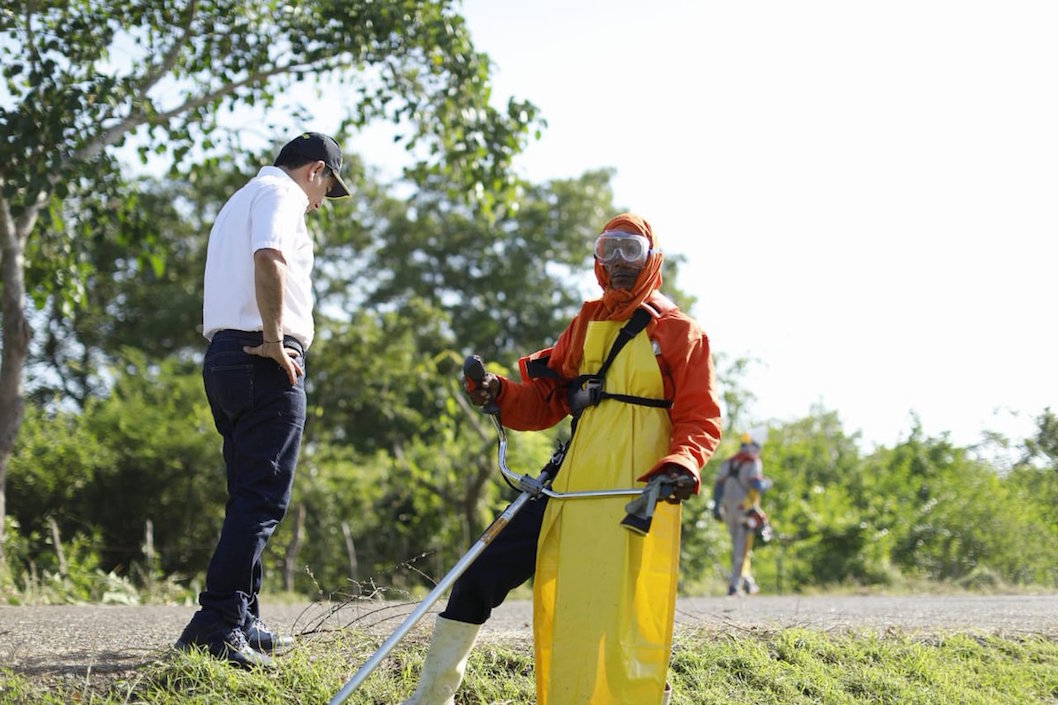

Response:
(245, 341), (303, 385)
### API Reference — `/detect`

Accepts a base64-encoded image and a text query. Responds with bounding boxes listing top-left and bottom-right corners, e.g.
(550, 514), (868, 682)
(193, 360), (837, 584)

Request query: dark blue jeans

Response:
(198, 330), (307, 628)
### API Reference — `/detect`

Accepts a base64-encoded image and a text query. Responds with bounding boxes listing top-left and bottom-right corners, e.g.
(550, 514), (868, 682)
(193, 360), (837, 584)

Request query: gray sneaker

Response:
(245, 617), (294, 653)
(175, 612), (274, 669)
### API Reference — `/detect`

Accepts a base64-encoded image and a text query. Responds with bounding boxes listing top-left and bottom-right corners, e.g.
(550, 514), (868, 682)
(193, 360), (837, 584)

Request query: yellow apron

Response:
(533, 320), (680, 705)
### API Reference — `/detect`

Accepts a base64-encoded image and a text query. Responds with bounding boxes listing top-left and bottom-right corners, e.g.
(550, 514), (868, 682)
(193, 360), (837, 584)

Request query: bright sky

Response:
(430, 0), (1056, 452)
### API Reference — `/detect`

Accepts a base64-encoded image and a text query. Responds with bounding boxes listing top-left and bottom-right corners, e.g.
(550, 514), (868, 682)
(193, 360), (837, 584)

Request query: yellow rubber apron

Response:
(533, 320), (680, 705)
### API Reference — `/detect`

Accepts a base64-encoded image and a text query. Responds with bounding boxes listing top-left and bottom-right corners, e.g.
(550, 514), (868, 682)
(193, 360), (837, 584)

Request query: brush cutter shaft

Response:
(327, 490), (537, 705)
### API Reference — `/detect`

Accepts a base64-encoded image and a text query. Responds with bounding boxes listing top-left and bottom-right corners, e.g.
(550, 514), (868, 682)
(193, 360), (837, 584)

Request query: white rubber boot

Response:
(662, 682), (673, 705)
(400, 616), (481, 705)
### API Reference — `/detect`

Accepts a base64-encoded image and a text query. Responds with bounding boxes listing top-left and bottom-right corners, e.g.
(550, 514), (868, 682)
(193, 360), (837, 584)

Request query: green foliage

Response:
(10, 336), (1058, 600)
(80, 353), (222, 576)
(9, 336), (561, 598)
(6, 405), (114, 540)
(8, 354), (220, 585)
(275, 389), (558, 598)
(0, 0), (541, 221)
(10, 553), (139, 606)
(712, 352), (759, 434)
(3, 5), (1056, 601)
(860, 428), (1055, 585)
(275, 444), (395, 597)
(728, 410), (1058, 594)
(27, 178), (209, 407)
(0, 1), (543, 578)
(1022, 407), (1058, 470)
(314, 167), (623, 366)
(307, 302), (460, 451)
(751, 409), (888, 591)
(7, 150), (628, 598)
(12, 303), (1058, 600)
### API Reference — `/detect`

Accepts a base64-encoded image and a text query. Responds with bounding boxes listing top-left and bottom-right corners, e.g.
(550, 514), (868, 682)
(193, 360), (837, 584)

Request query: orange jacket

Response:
(492, 291), (722, 492)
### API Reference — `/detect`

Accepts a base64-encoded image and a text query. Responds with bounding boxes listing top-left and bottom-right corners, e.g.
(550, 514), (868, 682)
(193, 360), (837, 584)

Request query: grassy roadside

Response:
(2, 627), (1057, 704)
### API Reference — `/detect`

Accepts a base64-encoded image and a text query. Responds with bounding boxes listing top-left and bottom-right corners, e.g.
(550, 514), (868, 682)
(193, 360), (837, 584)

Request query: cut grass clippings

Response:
(1, 627), (1056, 704)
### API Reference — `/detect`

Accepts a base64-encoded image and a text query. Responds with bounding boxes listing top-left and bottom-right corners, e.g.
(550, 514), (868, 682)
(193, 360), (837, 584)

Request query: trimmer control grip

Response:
(462, 354), (500, 416)
(463, 355), (487, 386)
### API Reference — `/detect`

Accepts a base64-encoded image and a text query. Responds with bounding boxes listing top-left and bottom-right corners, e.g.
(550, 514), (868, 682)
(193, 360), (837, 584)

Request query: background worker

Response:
(712, 433), (772, 595)
(402, 213), (722, 705)
(175, 132), (350, 668)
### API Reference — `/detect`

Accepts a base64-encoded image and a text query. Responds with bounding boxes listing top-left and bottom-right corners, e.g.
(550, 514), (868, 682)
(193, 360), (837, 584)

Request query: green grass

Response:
(2, 627), (1056, 704)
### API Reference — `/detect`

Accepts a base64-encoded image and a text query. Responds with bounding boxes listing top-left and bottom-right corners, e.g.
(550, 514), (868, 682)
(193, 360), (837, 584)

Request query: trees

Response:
(0, 0), (540, 562)
(4, 146), (642, 592)
(733, 412), (1058, 592)
(5, 5), (1052, 598)
(1022, 408), (1058, 471)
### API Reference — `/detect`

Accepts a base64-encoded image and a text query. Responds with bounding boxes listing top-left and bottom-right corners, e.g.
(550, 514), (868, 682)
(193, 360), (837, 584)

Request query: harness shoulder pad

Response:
(519, 347), (560, 381)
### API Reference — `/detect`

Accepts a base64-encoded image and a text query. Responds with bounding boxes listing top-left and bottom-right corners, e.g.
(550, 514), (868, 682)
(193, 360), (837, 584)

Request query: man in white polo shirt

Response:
(176, 132), (349, 668)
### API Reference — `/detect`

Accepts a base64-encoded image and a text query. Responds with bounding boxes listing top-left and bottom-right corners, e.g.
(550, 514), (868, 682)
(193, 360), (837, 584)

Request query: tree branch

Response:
(451, 380), (493, 443)
(0, 189), (13, 252)
(136, 0), (200, 98)
(13, 191), (48, 242)
(73, 59), (332, 165)
(23, 3), (42, 94)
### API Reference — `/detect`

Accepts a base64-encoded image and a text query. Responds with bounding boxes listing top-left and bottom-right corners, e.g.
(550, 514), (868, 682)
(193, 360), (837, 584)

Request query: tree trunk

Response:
(143, 519), (156, 591)
(47, 516), (67, 578)
(462, 455), (492, 545)
(0, 196), (34, 567)
(341, 520), (359, 584)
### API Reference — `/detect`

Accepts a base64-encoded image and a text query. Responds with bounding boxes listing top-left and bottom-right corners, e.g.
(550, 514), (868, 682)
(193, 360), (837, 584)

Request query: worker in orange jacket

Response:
(402, 213), (722, 705)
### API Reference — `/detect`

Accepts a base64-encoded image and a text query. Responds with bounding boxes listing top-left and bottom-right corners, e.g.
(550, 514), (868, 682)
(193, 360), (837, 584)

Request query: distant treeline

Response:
(3, 155), (1056, 603)
(4, 1), (1054, 605)
(7, 363), (1057, 602)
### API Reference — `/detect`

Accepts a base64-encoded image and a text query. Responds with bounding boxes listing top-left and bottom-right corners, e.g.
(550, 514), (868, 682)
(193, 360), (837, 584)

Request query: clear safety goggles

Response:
(593, 231), (652, 264)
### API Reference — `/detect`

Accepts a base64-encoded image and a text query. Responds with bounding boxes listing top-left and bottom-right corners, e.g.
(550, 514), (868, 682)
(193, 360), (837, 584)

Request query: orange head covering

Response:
(594, 213), (664, 320)
(557, 213), (665, 378)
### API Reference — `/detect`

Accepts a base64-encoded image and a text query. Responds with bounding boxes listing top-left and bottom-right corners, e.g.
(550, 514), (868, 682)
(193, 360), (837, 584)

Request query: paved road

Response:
(671, 593), (1058, 635)
(488, 594), (1058, 640)
(2, 594), (1056, 683)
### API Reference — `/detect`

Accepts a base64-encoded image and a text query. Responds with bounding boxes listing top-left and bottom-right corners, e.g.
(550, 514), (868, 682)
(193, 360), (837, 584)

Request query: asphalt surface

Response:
(2, 594), (1057, 684)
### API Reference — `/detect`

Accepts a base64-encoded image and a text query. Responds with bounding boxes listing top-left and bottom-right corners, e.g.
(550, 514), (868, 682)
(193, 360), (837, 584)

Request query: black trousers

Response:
(440, 493), (548, 625)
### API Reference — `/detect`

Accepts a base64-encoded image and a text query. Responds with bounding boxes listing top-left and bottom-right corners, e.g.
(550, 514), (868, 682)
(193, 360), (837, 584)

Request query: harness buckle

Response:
(569, 377), (604, 415)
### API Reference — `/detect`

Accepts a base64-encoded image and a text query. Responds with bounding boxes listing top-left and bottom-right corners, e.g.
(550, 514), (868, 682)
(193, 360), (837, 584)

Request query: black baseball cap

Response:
(275, 132), (351, 199)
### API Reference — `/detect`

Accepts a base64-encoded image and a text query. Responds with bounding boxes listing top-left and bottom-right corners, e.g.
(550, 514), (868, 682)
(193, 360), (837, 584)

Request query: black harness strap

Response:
(599, 392), (672, 408)
(728, 459), (743, 478)
(568, 308), (673, 427)
(727, 458), (748, 492)
(596, 307), (652, 379)
(525, 307), (673, 483)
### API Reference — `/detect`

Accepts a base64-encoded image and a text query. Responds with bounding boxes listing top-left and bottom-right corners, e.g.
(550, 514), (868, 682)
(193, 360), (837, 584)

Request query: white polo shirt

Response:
(203, 166), (315, 349)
